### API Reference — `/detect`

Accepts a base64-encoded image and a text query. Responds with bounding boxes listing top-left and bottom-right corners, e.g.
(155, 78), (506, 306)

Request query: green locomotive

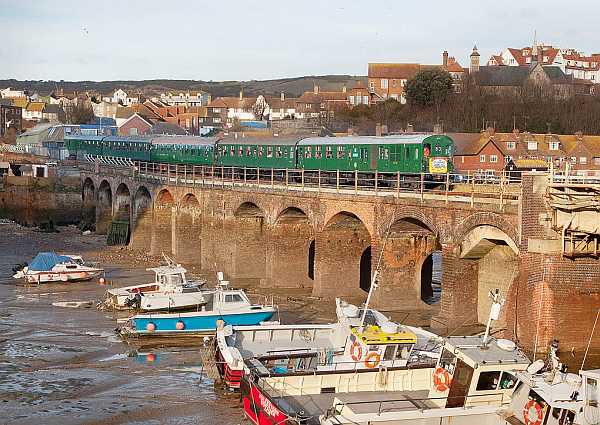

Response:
(64, 133), (454, 176)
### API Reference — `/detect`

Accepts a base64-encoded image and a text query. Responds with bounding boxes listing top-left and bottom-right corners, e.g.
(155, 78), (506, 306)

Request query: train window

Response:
(305, 147), (312, 159)
(415, 148), (419, 159)
(325, 146), (332, 159)
(258, 147), (263, 157)
(238, 147), (243, 157)
(276, 147), (282, 158)
(405, 146), (409, 158)
(435, 144), (442, 153)
(361, 148), (368, 159)
(267, 146), (273, 158)
(246, 147), (251, 157)
(230, 146), (235, 156)
(378, 147), (389, 160)
(315, 146), (322, 159)
(337, 146), (345, 159)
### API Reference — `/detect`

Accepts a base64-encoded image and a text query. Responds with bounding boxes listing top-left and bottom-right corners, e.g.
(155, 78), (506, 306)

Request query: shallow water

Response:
(0, 225), (243, 425)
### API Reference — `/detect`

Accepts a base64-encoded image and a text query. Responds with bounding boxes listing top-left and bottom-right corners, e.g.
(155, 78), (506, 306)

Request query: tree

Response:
(405, 69), (453, 119)
(65, 102), (95, 124)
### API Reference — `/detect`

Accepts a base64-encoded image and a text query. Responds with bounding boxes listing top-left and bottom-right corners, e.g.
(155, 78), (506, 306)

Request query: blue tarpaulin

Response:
(28, 252), (71, 271)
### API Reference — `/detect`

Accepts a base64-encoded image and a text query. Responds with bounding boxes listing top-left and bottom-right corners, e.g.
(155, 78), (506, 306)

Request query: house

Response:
(206, 91), (257, 127)
(159, 91), (210, 107)
(92, 100), (118, 119)
(151, 122), (187, 136)
(367, 63), (423, 104)
(42, 104), (65, 123)
(23, 102), (45, 121)
(115, 104), (162, 127)
(347, 81), (370, 107)
(561, 133), (600, 172)
(486, 44), (600, 84)
(118, 113), (153, 136)
(442, 51), (468, 93)
(11, 97), (28, 109)
(450, 132), (508, 174)
(266, 93), (297, 120)
(295, 86), (348, 119)
(0, 88), (27, 99)
(112, 89), (138, 106)
(1, 103), (22, 137)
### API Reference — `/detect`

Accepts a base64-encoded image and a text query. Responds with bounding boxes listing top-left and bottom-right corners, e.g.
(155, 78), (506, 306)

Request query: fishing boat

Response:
(118, 279), (277, 338)
(241, 295), (533, 425)
(103, 260), (206, 311)
(215, 298), (441, 390)
(12, 252), (104, 284)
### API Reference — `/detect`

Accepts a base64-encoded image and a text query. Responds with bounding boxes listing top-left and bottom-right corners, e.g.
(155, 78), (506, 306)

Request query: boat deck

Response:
(274, 389), (432, 423)
(237, 336), (336, 358)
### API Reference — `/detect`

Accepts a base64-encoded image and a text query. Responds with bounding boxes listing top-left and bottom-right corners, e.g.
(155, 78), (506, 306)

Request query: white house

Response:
(112, 89), (139, 106)
(0, 88), (26, 99)
(159, 92), (210, 107)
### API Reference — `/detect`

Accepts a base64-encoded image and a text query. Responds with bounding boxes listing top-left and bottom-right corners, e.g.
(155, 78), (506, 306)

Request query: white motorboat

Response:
(13, 252), (104, 284)
(105, 261), (206, 311)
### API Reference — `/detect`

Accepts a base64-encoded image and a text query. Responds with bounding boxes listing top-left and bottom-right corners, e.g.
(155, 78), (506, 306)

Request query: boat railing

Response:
(326, 391), (511, 418)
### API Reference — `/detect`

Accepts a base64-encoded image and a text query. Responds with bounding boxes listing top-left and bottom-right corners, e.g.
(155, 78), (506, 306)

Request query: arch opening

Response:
(156, 189), (174, 207)
(314, 211), (371, 298)
(82, 178), (96, 231)
(277, 207), (308, 224)
(308, 239), (315, 281)
(235, 202), (264, 218)
(130, 186), (152, 250)
(96, 180), (112, 234)
(388, 217), (432, 236)
(114, 183), (131, 221)
(182, 193), (200, 208)
(420, 250), (442, 304)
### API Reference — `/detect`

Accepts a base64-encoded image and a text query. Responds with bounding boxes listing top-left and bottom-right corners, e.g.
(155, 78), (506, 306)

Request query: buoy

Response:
(147, 353), (156, 363)
(176, 320), (185, 330)
(99, 277), (106, 285)
(146, 322), (156, 332)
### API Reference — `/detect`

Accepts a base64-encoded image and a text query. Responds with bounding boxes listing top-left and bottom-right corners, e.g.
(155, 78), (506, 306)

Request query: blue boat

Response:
(119, 282), (276, 337)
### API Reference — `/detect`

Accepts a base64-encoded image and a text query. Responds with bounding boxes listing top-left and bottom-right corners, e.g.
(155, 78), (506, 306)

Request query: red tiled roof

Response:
(368, 63), (422, 79)
(508, 48), (527, 66)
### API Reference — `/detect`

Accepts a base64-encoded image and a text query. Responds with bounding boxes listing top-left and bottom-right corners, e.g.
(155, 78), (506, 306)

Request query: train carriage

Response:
(150, 136), (217, 165)
(214, 136), (302, 169)
(101, 136), (152, 162)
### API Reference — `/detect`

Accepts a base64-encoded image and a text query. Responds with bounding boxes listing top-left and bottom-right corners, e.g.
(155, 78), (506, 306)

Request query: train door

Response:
(445, 358), (474, 408)
(370, 145), (377, 169)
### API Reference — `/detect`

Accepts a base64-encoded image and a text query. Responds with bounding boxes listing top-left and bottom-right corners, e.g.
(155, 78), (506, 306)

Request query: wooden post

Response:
(232, 166), (235, 187)
(420, 172), (424, 203)
(355, 170), (358, 194)
(318, 169), (321, 193)
(211, 165), (215, 187)
(471, 170), (475, 208)
(336, 169), (340, 193)
(375, 171), (378, 195)
(396, 171), (400, 198)
(285, 168), (289, 189)
(192, 166), (195, 187)
(445, 171), (450, 204)
(221, 165), (224, 189)
(499, 169), (505, 211)
(244, 167), (247, 185)
(301, 169), (305, 191)
(271, 168), (274, 189)
(257, 167), (260, 186)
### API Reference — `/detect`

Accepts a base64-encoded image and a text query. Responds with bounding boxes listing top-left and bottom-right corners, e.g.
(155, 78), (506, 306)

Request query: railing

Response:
(130, 161), (520, 208)
(548, 167), (600, 186)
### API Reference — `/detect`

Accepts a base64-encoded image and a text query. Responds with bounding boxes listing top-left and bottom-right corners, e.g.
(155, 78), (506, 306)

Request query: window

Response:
(476, 371), (501, 391)
(213, 117), (221, 123)
(593, 157), (600, 166)
(381, 79), (388, 89)
(276, 147), (282, 158)
(238, 147), (243, 156)
(527, 141), (538, 150)
(499, 372), (517, 390)
(363, 96), (369, 104)
(378, 147), (389, 160)
(246, 147), (251, 156)
(581, 157), (588, 164)
(325, 146), (332, 159)
(224, 294), (244, 303)
(506, 141), (516, 150)
(348, 96), (354, 105)
(129, 128), (138, 136)
(369, 81), (375, 91)
(571, 156), (577, 163)
(549, 141), (560, 150)
(315, 146), (322, 159)
(480, 154), (486, 163)
(490, 155), (498, 163)
(213, 108), (221, 113)
(267, 146), (273, 158)
(337, 146), (345, 159)
(304, 147), (312, 159)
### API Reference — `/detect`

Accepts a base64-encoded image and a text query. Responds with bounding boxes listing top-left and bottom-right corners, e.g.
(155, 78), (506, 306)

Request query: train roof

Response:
(150, 136), (219, 146)
(298, 134), (452, 146)
(216, 136), (304, 146)
(103, 136), (151, 143)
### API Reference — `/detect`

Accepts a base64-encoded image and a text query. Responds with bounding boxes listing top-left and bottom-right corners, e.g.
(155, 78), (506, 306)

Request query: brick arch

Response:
(181, 192), (200, 209)
(273, 202), (315, 226)
(379, 208), (439, 238)
(321, 208), (373, 237)
(155, 188), (175, 207)
(453, 212), (519, 248)
(233, 199), (267, 218)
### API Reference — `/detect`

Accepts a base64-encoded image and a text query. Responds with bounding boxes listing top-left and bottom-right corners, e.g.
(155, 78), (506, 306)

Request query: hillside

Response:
(0, 75), (367, 98)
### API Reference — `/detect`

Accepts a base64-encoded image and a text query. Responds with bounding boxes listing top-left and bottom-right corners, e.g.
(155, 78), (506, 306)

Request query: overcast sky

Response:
(1, 0), (598, 82)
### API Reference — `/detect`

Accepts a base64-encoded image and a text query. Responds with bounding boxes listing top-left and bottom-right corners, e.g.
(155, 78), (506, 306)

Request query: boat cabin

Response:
(150, 265), (188, 287)
(430, 335), (531, 409)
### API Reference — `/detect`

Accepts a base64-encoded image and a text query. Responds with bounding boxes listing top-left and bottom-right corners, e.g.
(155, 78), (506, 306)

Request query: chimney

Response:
(406, 124), (414, 133)
(348, 126), (354, 136)
(280, 92), (285, 101)
(342, 85), (347, 93)
(375, 123), (382, 137)
(313, 84), (319, 95)
(443, 50), (449, 69)
(433, 123), (444, 134)
(470, 45), (480, 73)
(239, 88), (243, 100)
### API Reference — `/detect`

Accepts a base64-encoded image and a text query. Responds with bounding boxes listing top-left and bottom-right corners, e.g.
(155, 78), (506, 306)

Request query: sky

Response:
(1, 0), (599, 82)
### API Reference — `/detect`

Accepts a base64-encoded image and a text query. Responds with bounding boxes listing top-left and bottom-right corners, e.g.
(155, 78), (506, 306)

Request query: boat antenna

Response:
(581, 309), (600, 373)
(482, 288), (504, 348)
(359, 225), (392, 332)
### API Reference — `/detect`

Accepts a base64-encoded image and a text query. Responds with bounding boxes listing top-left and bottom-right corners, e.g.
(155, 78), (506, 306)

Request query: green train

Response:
(64, 134), (454, 176)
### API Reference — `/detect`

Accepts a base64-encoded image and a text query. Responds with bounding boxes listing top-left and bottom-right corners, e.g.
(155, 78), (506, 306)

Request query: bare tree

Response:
(65, 102), (95, 124)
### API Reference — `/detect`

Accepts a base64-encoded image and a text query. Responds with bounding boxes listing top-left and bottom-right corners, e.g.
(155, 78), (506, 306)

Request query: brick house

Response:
(0, 103), (22, 137)
(295, 86), (348, 119)
(368, 63), (422, 104)
(561, 133), (600, 172)
(347, 81), (371, 107)
(23, 102), (45, 121)
(118, 113), (153, 136)
(450, 132), (508, 174)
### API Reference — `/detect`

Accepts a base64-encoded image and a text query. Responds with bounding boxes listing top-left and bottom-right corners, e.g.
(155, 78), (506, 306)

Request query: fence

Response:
(131, 161), (521, 209)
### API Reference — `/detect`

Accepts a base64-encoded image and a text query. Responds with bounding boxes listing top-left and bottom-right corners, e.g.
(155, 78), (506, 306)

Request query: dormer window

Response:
(506, 141), (516, 150)
(528, 141), (538, 150)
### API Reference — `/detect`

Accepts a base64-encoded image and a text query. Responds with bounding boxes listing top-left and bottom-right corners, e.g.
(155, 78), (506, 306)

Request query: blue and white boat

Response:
(118, 278), (277, 338)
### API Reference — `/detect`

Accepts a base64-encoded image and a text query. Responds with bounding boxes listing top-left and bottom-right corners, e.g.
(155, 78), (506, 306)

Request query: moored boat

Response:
(118, 280), (276, 338)
(103, 261), (206, 311)
(13, 252), (104, 284)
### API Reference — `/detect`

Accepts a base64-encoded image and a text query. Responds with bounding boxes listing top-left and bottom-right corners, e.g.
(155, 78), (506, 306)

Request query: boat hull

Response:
(129, 309), (276, 336)
(24, 269), (103, 284)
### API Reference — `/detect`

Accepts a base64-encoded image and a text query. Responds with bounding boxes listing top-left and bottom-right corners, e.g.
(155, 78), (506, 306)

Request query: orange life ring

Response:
(350, 341), (362, 362)
(364, 352), (381, 369)
(523, 399), (543, 425)
(432, 367), (452, 392)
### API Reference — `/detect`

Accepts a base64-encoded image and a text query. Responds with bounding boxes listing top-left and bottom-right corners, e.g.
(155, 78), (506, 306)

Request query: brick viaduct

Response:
(81, 171), (600, 354)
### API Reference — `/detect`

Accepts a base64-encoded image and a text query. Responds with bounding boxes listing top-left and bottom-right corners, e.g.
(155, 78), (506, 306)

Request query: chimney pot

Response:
(443, 50), (449, 68)
(314, 85), (319, 95)
(375, 123), (382, 137)
(281, 92), (285, 101)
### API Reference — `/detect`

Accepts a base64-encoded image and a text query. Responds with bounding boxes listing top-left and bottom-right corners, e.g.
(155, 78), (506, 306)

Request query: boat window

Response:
(476, 371), (501, 391)
(394, 343), (412, 360)
(587, 377), (598, 406)
(552, 407), (561, 419)
(499, 371), (518, 390)
(65, 264), (78, 269)
(439, 348), (457, 373)
(159, 275), (166, 284)
(169, 274), (183, 285)
(384, 345), (395, 361)
(225, 294), (244, 303)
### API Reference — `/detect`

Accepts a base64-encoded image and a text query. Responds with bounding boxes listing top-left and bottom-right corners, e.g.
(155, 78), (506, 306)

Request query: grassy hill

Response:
(0, 75), (367, 98)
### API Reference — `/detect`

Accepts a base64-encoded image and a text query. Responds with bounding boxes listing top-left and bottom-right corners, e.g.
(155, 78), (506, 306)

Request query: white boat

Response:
(216, 298), (442, 389)
(105, 262), (206, 311)
(13, 252), (104, 284)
